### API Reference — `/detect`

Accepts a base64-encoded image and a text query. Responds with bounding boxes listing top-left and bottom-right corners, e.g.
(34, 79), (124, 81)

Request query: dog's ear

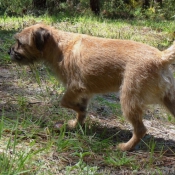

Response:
(15, 33), (30, 45)
(33, 27), (50, 51)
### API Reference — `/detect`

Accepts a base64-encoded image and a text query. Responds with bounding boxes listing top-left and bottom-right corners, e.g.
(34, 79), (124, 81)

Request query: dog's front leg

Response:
(60, 89), (90, 128)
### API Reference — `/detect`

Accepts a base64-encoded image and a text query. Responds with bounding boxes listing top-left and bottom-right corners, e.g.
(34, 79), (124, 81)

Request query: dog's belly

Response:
(84, 72), (123, 94)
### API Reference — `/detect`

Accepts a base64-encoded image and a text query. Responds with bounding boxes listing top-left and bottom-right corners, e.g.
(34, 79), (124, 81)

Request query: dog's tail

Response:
(161, 41), (175, 64)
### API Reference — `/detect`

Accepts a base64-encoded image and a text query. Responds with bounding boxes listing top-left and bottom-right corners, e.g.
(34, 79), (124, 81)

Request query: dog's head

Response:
(8, 24), (51, 65)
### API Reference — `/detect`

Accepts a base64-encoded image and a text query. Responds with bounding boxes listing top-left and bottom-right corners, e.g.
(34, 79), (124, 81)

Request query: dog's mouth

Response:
(8, 47), (33, 65)
(8, 47), (23, 61)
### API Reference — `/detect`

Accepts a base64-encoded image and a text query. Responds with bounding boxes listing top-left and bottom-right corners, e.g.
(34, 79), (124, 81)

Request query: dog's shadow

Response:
(80, 117), (175, 153)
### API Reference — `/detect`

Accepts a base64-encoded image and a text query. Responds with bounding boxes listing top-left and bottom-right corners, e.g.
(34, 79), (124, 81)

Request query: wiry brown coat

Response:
(9, 24), (175, 151)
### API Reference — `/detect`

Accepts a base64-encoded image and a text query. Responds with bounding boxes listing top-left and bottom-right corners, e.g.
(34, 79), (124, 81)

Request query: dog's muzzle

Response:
(8, 47), (23, 62)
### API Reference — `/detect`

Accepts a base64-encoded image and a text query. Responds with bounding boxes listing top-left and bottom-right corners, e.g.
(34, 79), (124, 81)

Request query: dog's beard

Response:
(9, 48), (36, 65)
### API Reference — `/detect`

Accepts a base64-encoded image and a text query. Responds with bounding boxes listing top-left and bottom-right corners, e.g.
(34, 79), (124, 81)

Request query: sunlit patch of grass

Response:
(65, 152), (98, 175)
(0, 113), (53, 174)
(104, 151), (137, 168)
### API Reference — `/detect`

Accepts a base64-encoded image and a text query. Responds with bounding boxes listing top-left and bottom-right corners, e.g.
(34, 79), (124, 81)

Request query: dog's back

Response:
(69, 36), (164, 94)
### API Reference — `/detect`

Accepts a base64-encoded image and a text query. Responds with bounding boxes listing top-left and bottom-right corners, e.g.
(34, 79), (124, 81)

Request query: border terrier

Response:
(8, 24), (175, 151)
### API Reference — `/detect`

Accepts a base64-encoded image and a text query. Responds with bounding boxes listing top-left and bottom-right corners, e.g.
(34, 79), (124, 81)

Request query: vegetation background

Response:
(0, 0), (175, 174)
(0, 0), (175, 19)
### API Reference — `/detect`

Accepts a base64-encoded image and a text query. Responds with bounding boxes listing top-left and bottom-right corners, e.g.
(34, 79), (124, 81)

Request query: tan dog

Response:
(9, 24), (175, 151)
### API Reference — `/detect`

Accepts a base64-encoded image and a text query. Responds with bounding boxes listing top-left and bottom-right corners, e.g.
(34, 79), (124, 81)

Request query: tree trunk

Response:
(143, 0), (150, 8)
(90, 0), (100, 15)
(33, 0), (46, 8)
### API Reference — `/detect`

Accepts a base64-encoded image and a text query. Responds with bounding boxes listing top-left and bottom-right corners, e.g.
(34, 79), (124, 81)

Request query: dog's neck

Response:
(40, 30), (83, 85)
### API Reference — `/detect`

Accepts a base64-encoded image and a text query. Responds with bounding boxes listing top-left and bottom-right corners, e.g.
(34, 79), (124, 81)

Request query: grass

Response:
(0, 13), (175, 174)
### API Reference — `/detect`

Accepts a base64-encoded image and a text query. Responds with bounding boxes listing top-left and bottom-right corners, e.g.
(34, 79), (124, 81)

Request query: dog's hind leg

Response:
(163, 91), (175, 117)
(118, 81), (147, 151)
(60, 89), (90, 128)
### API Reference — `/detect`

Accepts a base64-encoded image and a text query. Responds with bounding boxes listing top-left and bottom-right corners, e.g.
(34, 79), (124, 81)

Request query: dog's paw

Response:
(67, 119), (78, 129)
(53, 119), (82, 132)
(117, 143), (134, 151)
